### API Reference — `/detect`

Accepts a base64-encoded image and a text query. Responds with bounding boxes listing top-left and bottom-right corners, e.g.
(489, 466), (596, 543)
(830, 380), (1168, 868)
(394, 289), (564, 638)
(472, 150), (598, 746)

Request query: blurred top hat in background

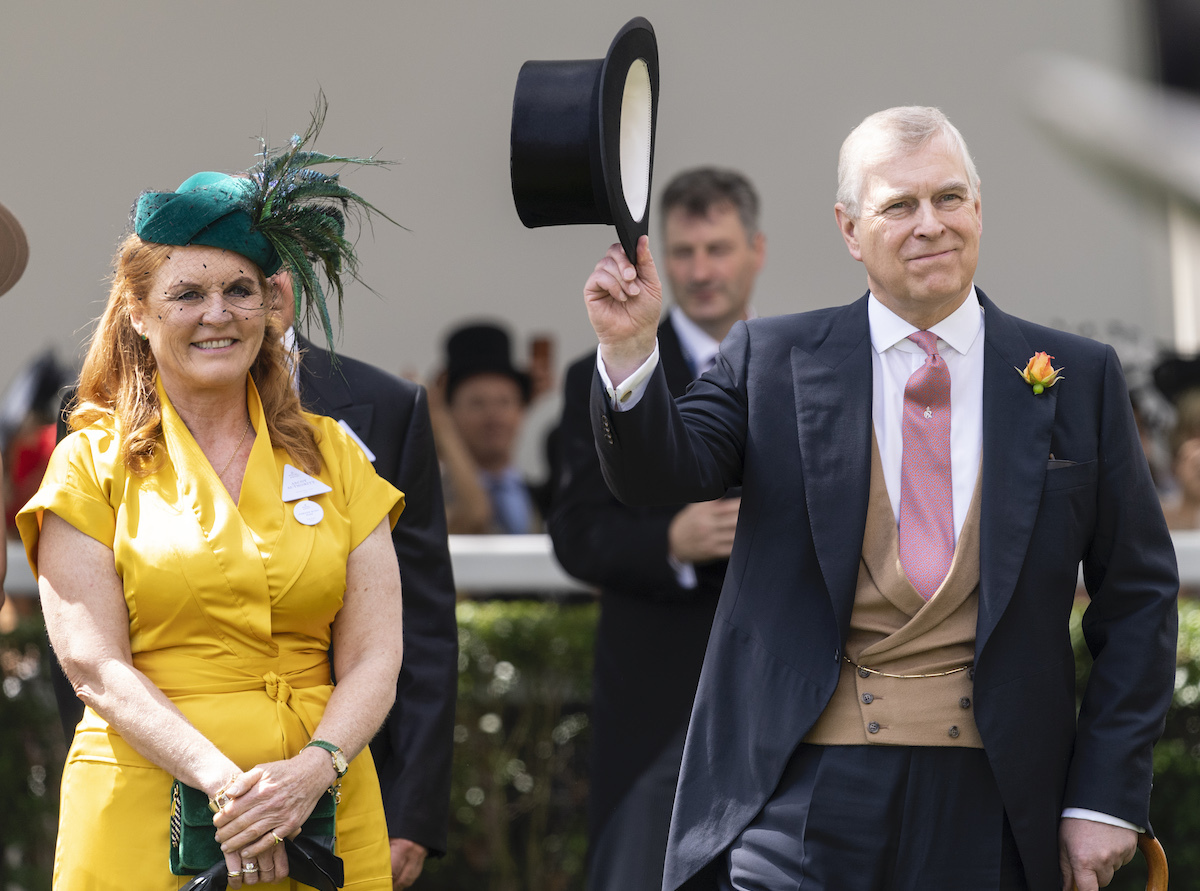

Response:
(445, 322), (533, 405)
(0, 199), (29, 298)
(511, 16), (660, 264)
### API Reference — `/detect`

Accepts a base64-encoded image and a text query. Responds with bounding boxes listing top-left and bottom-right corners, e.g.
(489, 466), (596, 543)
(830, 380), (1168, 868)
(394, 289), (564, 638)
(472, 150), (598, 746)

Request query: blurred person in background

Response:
(430, 322), (540, 534)
(548, 167), (766, 891)
(0, 195), (31, 611)
(2, 351), (71, 537)
(18, 120), (406, 889)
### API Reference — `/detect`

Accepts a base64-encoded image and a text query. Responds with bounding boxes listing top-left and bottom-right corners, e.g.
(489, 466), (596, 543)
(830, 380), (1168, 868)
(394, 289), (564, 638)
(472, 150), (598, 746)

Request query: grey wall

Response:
(0, 0), (1173, 396)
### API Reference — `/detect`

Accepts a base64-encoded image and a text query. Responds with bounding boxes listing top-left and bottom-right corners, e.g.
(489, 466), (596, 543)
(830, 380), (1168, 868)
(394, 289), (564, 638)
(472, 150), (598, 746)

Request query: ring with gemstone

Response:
(242, 862), (258, 873)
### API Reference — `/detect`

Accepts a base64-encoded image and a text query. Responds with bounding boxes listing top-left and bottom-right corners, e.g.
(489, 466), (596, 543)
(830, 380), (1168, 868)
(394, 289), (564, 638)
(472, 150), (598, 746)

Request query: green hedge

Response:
(1090, 601), (1200, 890)
(4, 599), (1200, 890)
(421, 600), (595, 891)
(0, 616), (65, 889)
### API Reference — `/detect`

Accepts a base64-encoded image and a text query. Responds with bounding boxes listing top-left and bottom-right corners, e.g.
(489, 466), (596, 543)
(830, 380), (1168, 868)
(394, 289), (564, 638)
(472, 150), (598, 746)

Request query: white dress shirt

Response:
(670, 306), (724, 377)
(869, 289), (983, 543)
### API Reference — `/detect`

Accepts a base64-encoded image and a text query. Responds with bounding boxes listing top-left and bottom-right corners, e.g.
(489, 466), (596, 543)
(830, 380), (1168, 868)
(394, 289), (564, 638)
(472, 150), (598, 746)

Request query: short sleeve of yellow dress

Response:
(17, 377), (403, 890)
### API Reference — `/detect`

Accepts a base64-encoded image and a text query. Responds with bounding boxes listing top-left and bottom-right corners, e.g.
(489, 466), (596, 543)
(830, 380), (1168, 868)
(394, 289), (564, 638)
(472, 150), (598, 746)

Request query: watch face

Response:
(333, 750), (349, 776)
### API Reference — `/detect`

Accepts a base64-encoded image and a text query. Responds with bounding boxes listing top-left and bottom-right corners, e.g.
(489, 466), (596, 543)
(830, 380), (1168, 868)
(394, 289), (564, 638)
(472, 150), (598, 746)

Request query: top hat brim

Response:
(1025, 53), (1200, 213)
(511, 17), (660, 263)
(0, 200), (29, 299)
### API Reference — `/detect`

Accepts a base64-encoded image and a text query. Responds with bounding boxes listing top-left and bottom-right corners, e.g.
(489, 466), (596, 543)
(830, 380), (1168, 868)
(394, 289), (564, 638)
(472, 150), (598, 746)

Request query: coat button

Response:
(948, 726), (960, 739)
(834, 649), (840, 663)
(858, 667), (870, 679)
(862, 693), (874, 704)
(959, 697), (971, 709)
(868, 721), (880, 734)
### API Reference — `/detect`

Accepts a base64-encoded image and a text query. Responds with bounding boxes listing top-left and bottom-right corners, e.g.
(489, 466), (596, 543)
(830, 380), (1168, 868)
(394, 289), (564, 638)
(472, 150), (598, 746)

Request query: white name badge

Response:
(294, 500), (324, 526)
(282, 464), (332, 502)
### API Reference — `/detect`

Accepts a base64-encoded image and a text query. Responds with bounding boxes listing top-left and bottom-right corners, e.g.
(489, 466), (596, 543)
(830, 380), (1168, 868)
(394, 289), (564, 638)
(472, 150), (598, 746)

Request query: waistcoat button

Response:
(948, 725), (960, 738)
(862, 693), (874, 704)
(868, 721), (880, 734)
(959, 697), (971, 709)
(858, 667), (870, 679)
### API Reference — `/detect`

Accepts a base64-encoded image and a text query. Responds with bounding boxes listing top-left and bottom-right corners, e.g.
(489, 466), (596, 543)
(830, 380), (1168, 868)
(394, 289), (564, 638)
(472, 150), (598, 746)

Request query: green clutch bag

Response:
(169, 780), (337, 875)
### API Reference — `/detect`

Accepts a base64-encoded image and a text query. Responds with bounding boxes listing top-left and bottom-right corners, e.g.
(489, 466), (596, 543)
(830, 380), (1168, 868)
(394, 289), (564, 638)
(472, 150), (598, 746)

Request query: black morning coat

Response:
(592, 291), (1179, 891)
(549, 318), (727, 843)
(298, 337), (458, 856)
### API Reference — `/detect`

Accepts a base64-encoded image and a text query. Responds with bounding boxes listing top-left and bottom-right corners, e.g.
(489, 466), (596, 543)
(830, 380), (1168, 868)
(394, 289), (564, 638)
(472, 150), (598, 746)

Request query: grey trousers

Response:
(718, 744), (1029, 891)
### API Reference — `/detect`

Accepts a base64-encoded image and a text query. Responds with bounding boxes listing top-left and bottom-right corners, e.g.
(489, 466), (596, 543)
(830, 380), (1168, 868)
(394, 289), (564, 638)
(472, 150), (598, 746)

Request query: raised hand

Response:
(584, 236), (663, 384)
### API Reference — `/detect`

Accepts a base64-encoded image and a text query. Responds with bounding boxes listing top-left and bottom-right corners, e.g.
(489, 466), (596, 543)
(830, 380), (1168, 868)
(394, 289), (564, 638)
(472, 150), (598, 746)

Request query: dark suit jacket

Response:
(298, 338), (458, 855)
(549, 318), (726, 840)
(592, 292), (1179, 891)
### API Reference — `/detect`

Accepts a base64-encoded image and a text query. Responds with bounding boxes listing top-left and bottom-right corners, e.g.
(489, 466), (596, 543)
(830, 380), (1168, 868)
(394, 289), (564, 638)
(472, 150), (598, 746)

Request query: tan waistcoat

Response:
(804, 434), (983, 748)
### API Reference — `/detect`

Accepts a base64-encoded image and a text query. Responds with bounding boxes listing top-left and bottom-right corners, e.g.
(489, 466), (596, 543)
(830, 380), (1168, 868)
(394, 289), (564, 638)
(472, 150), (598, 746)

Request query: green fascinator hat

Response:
(132, 95), (394, 351)
(136, 173), (280, 274)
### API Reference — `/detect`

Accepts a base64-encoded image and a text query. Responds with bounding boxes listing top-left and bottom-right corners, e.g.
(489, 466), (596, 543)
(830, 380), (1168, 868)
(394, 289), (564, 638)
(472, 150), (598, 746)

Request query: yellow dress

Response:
(17, 378), (404, 890)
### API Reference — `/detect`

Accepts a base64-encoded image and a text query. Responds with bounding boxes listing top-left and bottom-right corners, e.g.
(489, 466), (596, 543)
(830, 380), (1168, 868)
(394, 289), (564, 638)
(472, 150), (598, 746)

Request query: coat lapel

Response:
(793, 296), (874, 633)
(297, 335), (375, 441)
(976, 291), (1058, 653)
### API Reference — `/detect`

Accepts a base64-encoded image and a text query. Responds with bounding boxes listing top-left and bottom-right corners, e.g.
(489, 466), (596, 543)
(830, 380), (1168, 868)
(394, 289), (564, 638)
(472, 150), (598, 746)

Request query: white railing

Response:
(3, 534), (590, 598)
(9, 532), (1200, 599)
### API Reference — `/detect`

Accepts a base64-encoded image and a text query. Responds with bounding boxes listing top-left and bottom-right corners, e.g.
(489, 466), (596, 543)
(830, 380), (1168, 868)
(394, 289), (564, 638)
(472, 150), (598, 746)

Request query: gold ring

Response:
(271, 830), (283, 845)
(228, 871), (241, 877)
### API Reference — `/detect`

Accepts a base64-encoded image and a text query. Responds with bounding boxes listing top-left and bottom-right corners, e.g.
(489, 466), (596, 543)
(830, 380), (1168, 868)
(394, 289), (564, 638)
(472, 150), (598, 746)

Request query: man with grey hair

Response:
(550, 167), (765, 891)
(578, 107), (1177, 890)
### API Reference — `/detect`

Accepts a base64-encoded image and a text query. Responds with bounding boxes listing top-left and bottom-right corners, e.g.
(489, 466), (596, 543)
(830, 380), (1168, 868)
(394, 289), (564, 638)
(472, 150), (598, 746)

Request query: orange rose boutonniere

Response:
(1016, 352), (1064, 395)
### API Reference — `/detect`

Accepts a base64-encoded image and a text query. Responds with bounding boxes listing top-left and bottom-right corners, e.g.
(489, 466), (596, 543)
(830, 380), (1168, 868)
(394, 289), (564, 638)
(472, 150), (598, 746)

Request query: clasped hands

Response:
(209, 746), (337, 888)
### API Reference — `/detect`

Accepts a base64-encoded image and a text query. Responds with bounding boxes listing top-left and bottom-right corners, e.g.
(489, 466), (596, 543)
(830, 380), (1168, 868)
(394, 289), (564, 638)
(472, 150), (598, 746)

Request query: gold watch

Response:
(304, 739), (348, 778)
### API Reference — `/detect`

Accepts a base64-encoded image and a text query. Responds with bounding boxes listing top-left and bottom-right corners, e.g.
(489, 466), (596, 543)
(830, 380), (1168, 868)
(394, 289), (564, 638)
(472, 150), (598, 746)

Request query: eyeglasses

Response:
(151, 284), (271, 324)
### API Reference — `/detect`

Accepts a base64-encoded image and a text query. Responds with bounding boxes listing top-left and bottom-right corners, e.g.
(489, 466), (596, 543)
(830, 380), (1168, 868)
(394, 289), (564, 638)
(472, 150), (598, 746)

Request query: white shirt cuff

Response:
(667, 553), (699, 589)
(1061, 808), (1144, 833)
(596, 341), (660, 412)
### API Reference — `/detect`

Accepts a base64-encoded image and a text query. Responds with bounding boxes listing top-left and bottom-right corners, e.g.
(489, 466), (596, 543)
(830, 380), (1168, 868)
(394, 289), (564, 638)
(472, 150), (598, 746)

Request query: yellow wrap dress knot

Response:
(17, 377), (404, 890)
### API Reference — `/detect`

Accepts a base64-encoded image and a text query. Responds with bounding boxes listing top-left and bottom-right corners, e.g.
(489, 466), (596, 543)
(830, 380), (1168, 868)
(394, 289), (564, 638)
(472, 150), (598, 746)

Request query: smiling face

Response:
(129, 245), (269, 403)
(835, 134), (982, 329)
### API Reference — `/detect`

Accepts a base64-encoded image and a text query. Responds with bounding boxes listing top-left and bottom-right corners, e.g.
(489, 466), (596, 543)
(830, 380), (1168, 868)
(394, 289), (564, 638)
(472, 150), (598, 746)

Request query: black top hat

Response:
(0, 199), (29, 298)
(445, 323), (533, 404)
(1153, 354), (1200, 404)
(511, 17), (660, 264)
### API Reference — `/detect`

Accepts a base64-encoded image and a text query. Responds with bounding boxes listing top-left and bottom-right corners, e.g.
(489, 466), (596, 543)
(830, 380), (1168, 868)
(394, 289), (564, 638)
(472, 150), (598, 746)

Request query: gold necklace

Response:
(216, 419), (252, 478)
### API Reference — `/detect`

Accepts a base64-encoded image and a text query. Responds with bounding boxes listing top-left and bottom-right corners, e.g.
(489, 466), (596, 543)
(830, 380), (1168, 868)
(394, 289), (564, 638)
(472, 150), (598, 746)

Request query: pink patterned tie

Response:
(899, 331), (953, 600)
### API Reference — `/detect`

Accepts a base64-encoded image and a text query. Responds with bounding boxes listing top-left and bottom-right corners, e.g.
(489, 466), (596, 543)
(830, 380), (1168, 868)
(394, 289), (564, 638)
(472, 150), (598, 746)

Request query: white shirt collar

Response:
(669, 304), (756, 371)
(867, 286), (982, 357)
